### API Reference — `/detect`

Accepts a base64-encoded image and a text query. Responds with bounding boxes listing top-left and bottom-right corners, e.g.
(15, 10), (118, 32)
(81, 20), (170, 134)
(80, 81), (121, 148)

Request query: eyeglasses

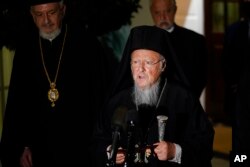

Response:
(131, 59), (165, 68)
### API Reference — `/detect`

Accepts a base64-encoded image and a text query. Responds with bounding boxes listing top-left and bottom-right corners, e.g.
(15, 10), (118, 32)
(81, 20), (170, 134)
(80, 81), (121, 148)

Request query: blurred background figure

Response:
(222, 0), (250, 151)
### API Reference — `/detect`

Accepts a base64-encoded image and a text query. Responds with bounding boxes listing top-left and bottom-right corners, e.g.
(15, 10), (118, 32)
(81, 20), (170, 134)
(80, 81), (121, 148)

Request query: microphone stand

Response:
(124, 120), (136, 167)
(106, 128), (120, 167)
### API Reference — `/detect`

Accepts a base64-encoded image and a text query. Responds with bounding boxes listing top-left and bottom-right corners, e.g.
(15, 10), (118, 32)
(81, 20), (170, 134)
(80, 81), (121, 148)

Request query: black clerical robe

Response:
(170, 24), (208, 98)
(1, 23), (108, 167)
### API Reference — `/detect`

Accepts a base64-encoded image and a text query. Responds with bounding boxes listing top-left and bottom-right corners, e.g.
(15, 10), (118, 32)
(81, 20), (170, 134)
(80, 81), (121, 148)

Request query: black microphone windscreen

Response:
(126, 109), (138, 123)
(111, 106), (128, 131)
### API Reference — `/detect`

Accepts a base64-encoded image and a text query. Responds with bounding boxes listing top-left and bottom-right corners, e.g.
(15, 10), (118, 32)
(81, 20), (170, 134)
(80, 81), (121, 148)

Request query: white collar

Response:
(166, 25), (175, 33)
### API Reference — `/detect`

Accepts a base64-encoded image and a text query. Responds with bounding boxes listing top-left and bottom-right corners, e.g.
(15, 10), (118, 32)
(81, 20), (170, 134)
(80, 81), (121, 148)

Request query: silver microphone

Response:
(156, 115), (168, 141)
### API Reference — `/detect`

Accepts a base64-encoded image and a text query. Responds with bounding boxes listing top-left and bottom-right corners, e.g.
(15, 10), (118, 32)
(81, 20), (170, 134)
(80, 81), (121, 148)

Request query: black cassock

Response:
(1, 22), (109, 167)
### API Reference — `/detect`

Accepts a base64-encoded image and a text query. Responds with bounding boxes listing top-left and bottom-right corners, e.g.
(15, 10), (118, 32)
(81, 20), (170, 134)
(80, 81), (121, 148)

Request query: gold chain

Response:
(39, 25), (67, 107)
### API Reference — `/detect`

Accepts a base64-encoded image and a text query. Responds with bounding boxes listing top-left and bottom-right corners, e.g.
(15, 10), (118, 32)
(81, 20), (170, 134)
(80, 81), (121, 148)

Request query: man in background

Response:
(0, 0), (108, 166)
(222, 0), (250, 151)
(150, 0), (208, 98)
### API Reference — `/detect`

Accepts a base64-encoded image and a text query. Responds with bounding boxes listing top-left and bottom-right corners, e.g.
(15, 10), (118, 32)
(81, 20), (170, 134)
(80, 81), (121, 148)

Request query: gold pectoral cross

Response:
(48, 82), (59, 107)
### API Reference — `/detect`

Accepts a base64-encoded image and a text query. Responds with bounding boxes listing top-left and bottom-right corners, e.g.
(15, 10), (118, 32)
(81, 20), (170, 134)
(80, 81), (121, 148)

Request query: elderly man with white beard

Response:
(94, 25), (214, 167)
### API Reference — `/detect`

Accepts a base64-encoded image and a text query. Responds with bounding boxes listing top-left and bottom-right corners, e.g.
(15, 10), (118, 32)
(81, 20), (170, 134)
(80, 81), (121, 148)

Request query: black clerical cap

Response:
(29, 0), (61, 6)
(129, 25), (169, 59)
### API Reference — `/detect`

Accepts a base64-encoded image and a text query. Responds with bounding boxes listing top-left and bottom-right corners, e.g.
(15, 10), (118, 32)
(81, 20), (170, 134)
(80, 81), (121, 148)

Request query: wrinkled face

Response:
(150, 0), (176, 30)
(131, 49), (166, 90)
(30, 2), (65, 35)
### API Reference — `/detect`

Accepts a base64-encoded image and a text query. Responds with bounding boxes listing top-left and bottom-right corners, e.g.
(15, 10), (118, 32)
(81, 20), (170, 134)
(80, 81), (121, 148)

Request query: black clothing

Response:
(222, 19), (250, 150)
(28, 0), (61, 6)
(1, 23), (108, 167)
(222, 19), (249, 124)
(95, 26), (214, 167)
(170, 24), (208, 97)
(234, 53), (250, 151)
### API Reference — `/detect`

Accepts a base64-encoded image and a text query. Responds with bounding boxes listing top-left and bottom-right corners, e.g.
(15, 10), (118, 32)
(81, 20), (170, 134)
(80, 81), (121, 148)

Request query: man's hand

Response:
(116, 148), (126, 165)
(20, 147), (33, 167)
(153, 141), (176, 161)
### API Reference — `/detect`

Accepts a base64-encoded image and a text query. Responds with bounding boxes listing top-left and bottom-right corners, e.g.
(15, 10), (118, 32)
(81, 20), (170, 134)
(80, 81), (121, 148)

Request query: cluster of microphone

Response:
(106, 106), (168, 167)
(106, 106), (138, 167)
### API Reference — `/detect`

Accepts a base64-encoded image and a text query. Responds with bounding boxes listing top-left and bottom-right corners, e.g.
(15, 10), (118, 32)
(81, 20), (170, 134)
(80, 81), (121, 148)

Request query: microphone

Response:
(126, 109), (138, 125)
(156, 115), (168, 141)
(125, 109), (138, 166)
(107, 106), (128, 166)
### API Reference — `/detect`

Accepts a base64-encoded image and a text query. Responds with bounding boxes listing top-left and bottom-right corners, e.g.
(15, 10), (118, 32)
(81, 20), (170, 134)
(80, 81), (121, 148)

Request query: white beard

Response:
(40, 28), (61, 41)
(133, 80), (160, 106)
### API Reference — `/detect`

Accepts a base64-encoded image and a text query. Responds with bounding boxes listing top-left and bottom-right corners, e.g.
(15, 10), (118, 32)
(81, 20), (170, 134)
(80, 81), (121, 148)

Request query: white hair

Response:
(133, 79), (161, 106)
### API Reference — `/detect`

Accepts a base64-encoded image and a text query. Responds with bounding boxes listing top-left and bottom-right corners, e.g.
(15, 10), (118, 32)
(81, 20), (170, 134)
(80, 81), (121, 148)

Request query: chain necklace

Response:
(39, 25), (67, 107)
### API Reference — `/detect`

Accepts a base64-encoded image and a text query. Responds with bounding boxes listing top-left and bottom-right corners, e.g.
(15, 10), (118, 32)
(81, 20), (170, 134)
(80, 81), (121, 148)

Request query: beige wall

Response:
(0, 47), (15, 140)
